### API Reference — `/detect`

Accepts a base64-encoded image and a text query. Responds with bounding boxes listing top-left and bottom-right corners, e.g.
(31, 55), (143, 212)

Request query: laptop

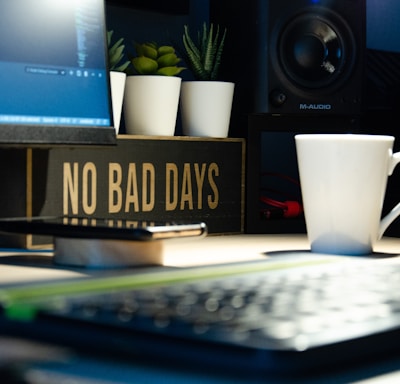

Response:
(0, 0), (116, 146)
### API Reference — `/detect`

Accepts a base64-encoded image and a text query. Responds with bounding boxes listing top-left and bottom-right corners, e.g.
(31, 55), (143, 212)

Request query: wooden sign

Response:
(0, 135), (245, 248)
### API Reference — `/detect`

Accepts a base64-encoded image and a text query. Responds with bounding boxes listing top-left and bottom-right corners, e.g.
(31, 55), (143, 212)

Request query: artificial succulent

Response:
(182, 22), (227, 81)
(107, 30), (130, 72)
(130, 42), (186, 76)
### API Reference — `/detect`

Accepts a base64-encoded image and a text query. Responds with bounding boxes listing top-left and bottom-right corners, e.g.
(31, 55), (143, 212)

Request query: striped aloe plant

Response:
(182, 23), (227, 81)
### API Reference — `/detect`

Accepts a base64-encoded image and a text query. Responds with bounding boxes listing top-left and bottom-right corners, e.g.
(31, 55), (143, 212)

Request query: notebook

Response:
(0, 0), (116, 146)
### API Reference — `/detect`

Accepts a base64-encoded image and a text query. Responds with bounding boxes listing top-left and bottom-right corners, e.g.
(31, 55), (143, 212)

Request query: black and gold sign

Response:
(39, 136), (245, 237)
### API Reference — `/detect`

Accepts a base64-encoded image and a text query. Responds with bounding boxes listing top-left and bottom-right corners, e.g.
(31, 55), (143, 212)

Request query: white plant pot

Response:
(124, 75), (182, 136)
(180, 81), (235, 138)
(110, 71), (126, 133)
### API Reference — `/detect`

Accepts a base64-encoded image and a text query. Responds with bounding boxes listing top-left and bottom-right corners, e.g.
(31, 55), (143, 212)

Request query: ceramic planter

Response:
(180, 81), (235, 138)
(110, 71), (127, 133)
(124, 75), (182, 136)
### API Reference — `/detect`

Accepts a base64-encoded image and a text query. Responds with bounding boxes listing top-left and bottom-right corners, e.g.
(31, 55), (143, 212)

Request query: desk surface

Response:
(1, 234), (400, 383)
(4, 233), (400, 282)
(0, 234), (311, 285)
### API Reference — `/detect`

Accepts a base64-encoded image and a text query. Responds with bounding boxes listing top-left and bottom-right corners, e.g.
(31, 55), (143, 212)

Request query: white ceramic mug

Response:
(295, 134), (400, 255)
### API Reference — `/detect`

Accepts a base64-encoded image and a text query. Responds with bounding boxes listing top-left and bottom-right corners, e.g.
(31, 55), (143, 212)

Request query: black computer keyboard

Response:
(2, 256), (400, 374)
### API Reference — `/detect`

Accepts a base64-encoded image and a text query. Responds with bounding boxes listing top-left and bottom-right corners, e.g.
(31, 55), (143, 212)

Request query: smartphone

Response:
(0, 216), (208, 241)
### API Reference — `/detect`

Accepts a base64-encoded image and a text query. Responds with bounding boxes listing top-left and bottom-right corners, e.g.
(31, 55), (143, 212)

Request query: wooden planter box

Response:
(0, 135), (245, 248)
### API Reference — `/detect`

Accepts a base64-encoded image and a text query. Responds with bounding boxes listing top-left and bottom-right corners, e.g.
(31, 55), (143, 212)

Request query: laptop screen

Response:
(0, 0), (116, 146)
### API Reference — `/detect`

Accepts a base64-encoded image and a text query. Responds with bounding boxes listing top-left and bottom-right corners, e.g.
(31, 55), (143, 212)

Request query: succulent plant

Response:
(182, 22), (227, 81)
(107, 30), (130, 72)
(130, 42), (186, 76)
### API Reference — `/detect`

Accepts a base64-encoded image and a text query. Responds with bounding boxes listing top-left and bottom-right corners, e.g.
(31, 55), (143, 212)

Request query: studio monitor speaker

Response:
(211, 0), (366, 119)
(256, 0), (366, 115)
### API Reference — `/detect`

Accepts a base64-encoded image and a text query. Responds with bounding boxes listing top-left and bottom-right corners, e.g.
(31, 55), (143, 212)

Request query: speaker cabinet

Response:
(245, 113), (361, 234)
(211, 0), (365, 123)
(259, 0), (366, 115)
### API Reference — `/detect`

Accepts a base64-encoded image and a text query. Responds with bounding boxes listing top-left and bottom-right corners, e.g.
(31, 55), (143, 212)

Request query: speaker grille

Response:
(276, 9), (355, 90)
(366, 49), (400, 111)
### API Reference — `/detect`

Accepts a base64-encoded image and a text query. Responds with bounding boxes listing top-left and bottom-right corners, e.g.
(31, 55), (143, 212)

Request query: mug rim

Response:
(294, 134), (394, 142)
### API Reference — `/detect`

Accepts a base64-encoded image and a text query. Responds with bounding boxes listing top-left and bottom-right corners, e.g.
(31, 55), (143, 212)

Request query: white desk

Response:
(3, 234), (400, 283)
(0, 234), (311, 285)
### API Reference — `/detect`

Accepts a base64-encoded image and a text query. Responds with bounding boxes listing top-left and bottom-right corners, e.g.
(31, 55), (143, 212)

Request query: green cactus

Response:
(130, 42), (186, 76)
(182, 23), (227, 81)
(107, 30), (130, 72)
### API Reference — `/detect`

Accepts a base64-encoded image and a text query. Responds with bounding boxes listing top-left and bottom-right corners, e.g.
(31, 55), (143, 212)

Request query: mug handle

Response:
(379, 152), (400, 238)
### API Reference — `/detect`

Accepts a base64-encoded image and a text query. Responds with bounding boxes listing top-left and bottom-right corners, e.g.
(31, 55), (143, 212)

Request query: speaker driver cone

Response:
(277, 11), (355, 90)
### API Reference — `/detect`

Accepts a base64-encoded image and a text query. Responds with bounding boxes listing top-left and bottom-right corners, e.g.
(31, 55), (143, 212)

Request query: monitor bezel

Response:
(0, 124), (117, 147)
(0, 0), (117, 148)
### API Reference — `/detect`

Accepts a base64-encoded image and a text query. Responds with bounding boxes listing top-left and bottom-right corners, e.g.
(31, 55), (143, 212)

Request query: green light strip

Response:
(2, 256), (339, 321)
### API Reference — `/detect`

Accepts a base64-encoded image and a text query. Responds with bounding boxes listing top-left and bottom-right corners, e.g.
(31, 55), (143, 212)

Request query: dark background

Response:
(105, 0), (400, 236)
